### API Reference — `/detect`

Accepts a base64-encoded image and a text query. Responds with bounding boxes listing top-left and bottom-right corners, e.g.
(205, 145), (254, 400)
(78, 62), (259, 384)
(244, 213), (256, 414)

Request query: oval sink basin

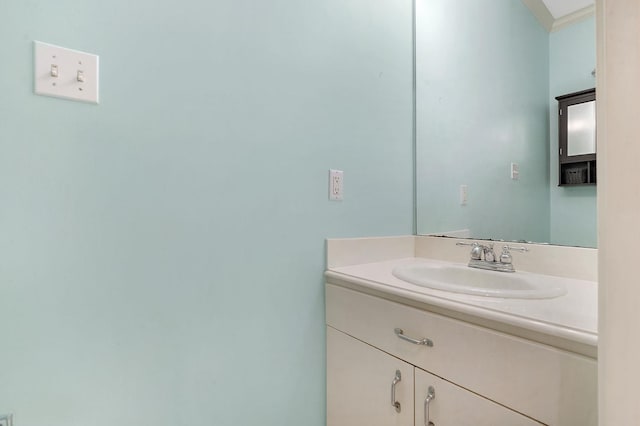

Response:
(392, 263), (567, 299)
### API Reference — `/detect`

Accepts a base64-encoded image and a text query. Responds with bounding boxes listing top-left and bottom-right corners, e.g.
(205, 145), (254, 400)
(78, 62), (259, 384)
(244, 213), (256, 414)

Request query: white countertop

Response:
(326, 257), (598, 354)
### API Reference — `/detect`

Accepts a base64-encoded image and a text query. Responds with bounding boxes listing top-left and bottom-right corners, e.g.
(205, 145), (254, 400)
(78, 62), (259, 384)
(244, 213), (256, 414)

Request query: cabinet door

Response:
(415, 368), (542, 426)
(327, 326), (414, 426)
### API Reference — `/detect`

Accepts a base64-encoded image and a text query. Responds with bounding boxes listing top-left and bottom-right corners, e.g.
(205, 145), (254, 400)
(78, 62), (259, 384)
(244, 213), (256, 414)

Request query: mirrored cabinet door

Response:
(567, 99), (596, 156)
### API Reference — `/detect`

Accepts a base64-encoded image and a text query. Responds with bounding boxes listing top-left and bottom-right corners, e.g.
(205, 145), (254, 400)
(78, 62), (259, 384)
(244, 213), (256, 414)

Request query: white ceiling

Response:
(523, 0), (595, 31)
(541, 0), (594, 19)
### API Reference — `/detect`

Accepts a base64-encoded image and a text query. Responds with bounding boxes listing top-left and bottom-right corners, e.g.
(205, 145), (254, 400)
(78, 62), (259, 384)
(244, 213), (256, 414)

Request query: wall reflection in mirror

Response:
(415, 0), (596, 247)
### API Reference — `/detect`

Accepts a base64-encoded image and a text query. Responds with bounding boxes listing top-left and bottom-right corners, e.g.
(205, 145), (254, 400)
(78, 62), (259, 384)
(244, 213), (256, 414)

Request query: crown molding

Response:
(521, 0), (595, 33)
(551, 5), (595, 32)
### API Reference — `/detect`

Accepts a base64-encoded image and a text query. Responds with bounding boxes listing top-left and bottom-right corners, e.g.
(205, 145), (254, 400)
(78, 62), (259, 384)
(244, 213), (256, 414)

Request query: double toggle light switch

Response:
(50, 64), (84, 83)
(34, 41), (99, 103)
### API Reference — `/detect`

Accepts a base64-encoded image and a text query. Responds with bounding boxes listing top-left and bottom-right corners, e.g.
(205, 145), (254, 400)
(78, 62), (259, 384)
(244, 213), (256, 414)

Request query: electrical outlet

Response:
(329, 169), (344, 201)
(0, 414), (13, 426)
(459, 185), (468, 205)
(511, 162), (520, 180)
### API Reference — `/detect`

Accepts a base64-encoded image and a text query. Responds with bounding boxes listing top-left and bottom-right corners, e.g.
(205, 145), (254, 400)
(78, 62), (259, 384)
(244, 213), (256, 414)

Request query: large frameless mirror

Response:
(415, 0), (597, 247)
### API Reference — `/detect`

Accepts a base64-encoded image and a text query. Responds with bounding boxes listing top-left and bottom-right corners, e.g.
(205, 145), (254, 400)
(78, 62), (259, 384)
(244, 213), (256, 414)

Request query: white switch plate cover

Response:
(0, 414), (13, 426)
(329, 169), (344, 201)
(34, 41), (99, 104)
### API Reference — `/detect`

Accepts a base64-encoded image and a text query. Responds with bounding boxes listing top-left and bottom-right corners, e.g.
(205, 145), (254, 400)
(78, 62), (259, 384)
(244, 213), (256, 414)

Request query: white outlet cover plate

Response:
(511, 162), (520, 180)
(459, 184), (468, 205)
(34, 41), (99, 104)
(329, 169), (344, 201)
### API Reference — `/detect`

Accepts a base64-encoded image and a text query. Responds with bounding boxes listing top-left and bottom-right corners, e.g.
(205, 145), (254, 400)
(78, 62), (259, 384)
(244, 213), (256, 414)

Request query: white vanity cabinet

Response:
(328, 326), (539, 426)
(326, 283), (597, 425)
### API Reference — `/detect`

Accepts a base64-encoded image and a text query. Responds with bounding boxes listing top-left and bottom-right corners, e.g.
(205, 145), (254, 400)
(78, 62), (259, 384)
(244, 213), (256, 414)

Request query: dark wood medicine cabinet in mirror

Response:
(556, 88), (596, 186)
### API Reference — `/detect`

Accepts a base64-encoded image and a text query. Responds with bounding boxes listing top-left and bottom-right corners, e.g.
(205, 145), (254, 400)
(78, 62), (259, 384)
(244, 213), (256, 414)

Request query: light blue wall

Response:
(416, 0), (550, 243)
(0, 1), (414, 425)
(549, 17), (597, 247)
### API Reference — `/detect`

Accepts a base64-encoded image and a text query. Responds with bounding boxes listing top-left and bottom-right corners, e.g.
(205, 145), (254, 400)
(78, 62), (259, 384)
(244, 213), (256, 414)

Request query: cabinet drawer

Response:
(326, 283), (597, 425)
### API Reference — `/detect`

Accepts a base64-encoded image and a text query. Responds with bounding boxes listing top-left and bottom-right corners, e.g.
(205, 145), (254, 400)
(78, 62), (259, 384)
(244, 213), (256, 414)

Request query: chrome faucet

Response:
(456, 241), (529, 273)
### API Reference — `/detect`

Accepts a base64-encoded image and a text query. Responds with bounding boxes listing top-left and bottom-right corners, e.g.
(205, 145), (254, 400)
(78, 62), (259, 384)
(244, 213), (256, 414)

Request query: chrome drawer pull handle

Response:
(394, 328), (434, 347)
(391, 370), (402, 413)
(424, 386), (436, 426)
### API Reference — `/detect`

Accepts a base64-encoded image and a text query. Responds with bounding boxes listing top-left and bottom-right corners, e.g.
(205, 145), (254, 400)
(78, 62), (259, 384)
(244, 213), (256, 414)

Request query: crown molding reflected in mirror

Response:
(522, 0), (595, 33)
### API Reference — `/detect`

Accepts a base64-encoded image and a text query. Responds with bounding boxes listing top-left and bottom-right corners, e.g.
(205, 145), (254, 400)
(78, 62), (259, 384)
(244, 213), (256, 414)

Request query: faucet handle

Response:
(504, 245), (529, 253)
(456, 241), (482, 260)
(470, 243), (483, 260)
(500, 245), (528, 265)
(455, 241), (477, 247)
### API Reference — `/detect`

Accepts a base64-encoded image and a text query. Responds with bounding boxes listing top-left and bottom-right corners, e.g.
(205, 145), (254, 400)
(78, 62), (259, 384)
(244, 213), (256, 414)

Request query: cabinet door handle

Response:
(394, 328), (434, 347)
(424, 385), (436, 426)
(391, 370), (402, 413)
